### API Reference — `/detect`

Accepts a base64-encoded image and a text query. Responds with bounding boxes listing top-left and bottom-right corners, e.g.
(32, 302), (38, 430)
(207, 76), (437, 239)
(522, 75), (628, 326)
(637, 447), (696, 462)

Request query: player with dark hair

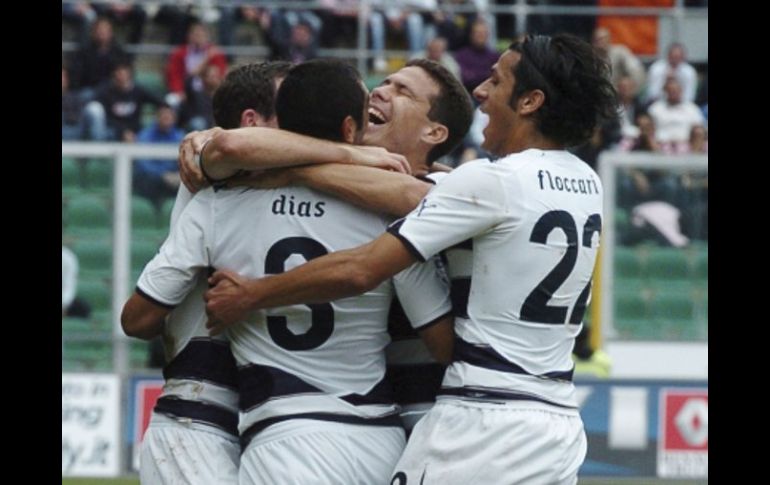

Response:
(178, 59), (475, 433)
(203, 33), (618, 484)
(130, 59), (453, 484)
(121, 61), (290, 485)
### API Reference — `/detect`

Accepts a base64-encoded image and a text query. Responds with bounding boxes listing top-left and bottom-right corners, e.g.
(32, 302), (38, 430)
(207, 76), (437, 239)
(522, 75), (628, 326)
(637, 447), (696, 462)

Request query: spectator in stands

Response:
(133, 105), (186, 209)
(617, 113), (677, 209)
(646, 42), (698, 104)
(272, 21), (318, 63)
(316, 0), (384, 70)
(68, 17), (131, 96)
(411, 36), (461, 80)
(591, 27), (646, 92)
(687, 124), (707, 154)
(92, 1), (147, 45)
(453, 19), (499, 95)
(648, 77), (705, 153)
(154, 3), (199, 45)
(62, 2), (97, 46)
(89, 63), (166, 142)
(62, 245), (91, 319)
(178, 64), (222, 132)
(679, 124), (708, 240)
(617, 75), (647, 140)
(165, 22), (228, 107)
(370, 0), (436, 67)
(62, 66), (87, 141)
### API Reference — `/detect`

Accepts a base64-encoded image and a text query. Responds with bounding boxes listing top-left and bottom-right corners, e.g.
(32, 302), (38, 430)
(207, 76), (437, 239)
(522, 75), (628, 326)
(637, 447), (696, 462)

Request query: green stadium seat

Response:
(651, 293), (694, 321)
(615, 247), (643, 279)
(72, 239), (112, 272)
(84, 158), (113, 189)
(615, 208), (630, 232)
(615, 292), (648, 320)
(694, 251), (708, 279)
(130, 340), (150, 369)
(132, 196), (159, 230)
(65, 195), (111, 230)
(62, 317), (93, 333)
(91, 310), (114, 331)
(646, 248), (690, 280)
(62, 157), (79, 188)
(78, 279), (112, 313)
(131, 240), (160, 272)
(135, 69), (165, 97)
(62, 340), (112, 370)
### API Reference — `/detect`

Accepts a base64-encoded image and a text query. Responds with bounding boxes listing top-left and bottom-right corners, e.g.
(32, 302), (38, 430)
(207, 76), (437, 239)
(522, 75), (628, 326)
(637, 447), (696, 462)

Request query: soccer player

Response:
(120, 61), (291, 485)
(178, 59), (474, 431)
(204, 34), (618, 484)
(133, 59), (454, 484)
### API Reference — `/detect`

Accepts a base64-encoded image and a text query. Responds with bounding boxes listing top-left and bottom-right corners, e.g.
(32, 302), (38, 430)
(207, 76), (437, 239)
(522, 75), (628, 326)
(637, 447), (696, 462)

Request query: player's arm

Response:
(418, 316), (454, 364)
(121, 292), (171, 340)
(229, 164), (432, 217)
(205, 232), (416, 334)
(178, 127), (409, 191)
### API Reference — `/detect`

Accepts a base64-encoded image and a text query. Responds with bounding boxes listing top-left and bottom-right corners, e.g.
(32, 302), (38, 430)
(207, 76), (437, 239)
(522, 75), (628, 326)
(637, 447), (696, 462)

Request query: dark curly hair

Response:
(405, 59), (474, 163)
(212, 61), (292, 129)
(509, 34), (618, 147)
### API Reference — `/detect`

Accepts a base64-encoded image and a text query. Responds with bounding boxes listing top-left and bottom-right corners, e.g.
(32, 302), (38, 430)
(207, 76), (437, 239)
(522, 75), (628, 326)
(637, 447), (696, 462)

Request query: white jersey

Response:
(390, 149), (603, 409)
(153, 184), (451, 446)
(385, 172), (471, 431)
(136, 185), (239, 438)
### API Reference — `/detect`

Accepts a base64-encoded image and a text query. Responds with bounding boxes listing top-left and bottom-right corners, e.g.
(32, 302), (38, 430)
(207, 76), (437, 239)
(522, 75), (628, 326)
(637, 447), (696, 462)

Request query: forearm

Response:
(248, 233), (416, 310)
(294, 164), (431, 217)
(201, 128), (352, 181)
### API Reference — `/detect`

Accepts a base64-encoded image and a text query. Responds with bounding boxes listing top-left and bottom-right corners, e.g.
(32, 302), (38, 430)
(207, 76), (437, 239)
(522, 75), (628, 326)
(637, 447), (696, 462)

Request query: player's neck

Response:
(501, 128), (563, 156)
(406, 153), (430, 177)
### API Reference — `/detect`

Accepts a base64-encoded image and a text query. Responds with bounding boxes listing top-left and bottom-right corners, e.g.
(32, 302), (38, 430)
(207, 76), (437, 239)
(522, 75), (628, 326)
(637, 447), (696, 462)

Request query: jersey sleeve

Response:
(136, 191), (213, 307)
(392, 254), (452, 330)
(388, 160), (507, 261)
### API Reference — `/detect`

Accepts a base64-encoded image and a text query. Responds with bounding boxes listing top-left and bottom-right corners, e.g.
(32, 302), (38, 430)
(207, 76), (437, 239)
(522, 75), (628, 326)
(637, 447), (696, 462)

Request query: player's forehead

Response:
(386, 66), (440, 101)
(494, 50), (520, 80)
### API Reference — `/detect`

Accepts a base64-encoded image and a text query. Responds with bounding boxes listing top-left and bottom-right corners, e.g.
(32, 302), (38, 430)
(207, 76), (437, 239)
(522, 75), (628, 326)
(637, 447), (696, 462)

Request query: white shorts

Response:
(240, 419), (406, 485)
(391, 399), (587, 485)
(140, 413), (240, 485)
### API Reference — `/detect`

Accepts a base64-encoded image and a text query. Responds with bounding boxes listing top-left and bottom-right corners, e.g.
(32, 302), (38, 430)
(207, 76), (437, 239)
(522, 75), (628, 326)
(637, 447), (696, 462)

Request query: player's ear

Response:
(518, 89), (545, 116)
(421, 123), (448, 147)
(240, 109), (268, 127)
(341, 115), (357, 144)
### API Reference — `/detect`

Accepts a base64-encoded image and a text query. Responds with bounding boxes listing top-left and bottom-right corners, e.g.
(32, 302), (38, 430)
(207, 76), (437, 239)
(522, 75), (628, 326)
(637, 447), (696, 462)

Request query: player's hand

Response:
(204, 269), (256, 335)
(178, 127), (223, 193)
(345, 145), (411, 175)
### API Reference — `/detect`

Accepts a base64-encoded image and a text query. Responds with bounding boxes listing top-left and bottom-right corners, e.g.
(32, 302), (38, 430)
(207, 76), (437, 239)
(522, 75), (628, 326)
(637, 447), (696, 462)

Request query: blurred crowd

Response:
(62, 0), (708, 243)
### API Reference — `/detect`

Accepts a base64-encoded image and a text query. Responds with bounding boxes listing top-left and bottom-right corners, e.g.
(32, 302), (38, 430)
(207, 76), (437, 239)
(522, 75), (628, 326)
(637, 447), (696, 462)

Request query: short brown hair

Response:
(405, 59), (474, 164)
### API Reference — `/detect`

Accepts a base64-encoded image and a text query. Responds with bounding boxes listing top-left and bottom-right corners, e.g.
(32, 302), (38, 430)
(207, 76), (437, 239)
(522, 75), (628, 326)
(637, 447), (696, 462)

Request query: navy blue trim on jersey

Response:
(239, 364), (395, 411)
(386, 363), (446, 405)
(154, 396), (239, 436)
(439, 387), (577, 409)
(387, 220), (426, 262)
(449, 278), (470, 319)
(452, 239), (473, 251)
(135, 286), (176, 310)
(453, 337), (574, 382)
(340, 375), (395, 406)
(163, 338), (239, 389)
(240, 412), (403, 450)
(415, 175), (437, 185)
